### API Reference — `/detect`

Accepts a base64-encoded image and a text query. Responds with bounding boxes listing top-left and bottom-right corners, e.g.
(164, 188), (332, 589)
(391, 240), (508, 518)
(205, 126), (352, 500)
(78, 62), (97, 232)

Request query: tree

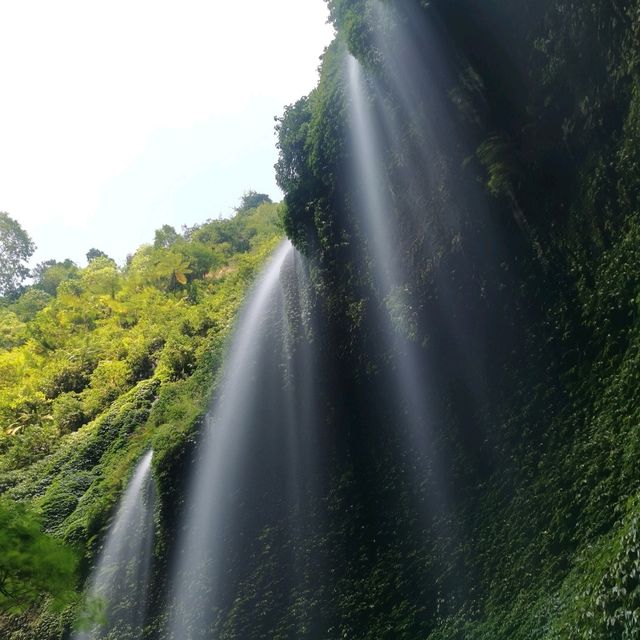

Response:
(86, 248), (109, 263)
(0, 310), (24, 350)
(32, 259), (79, 296)
(81, 256), (120, 298)
(234, 191), (272, 214)
(154, 224), (180, 249)
(153, 251), (192, 290)
(12, 288), (51, 322)
(0, 213), (35, 297)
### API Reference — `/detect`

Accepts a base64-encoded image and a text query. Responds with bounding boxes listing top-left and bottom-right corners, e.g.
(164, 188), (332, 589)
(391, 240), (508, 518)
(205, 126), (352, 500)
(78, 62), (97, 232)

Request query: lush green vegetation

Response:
(0, 199), (282, 638)
(1, 0), (640, 638)
(0, 496), (77, 612)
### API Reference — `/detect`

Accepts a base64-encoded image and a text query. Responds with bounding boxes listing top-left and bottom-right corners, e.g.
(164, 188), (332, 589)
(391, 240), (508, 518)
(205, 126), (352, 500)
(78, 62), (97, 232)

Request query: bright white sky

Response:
(0, 0), (333, 265)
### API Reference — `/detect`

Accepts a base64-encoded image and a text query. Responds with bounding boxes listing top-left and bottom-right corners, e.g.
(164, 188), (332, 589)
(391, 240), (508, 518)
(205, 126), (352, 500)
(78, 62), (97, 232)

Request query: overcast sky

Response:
(0, 1), (333, 266)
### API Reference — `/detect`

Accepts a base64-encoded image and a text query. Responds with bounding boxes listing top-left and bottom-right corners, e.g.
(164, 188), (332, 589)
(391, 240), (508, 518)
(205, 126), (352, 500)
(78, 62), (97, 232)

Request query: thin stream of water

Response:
(73, 450), (155, 640)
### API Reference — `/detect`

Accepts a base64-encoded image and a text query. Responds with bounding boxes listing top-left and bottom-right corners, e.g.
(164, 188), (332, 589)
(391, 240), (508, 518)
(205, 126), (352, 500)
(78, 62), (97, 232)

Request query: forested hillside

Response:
(0, 198), (281, 638)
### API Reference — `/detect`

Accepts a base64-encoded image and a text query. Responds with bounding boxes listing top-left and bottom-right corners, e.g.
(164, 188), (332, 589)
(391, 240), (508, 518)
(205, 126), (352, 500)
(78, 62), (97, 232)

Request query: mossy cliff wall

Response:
(272, 0), (640, 637)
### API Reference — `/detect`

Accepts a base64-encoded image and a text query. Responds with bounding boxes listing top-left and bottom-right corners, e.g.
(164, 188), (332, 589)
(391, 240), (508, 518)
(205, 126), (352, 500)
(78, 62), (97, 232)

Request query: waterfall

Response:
(345, 52), (451, 515)
(73, 450), (155, 640)
(167, 240), (322, 639)
(340, 3), (504, 594)
(345, 0), (494, 404)
(346, 54), (402, 297)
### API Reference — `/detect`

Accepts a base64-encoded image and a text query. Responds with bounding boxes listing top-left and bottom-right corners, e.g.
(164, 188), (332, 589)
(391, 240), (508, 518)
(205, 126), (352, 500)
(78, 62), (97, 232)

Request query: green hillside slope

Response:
(0, 200), (281, 638)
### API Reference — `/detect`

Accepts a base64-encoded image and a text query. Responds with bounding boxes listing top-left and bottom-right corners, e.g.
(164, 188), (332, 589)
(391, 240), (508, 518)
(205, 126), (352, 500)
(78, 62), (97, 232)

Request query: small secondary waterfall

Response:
(168, 240), (322, 639)
(74, 450), (156, 640)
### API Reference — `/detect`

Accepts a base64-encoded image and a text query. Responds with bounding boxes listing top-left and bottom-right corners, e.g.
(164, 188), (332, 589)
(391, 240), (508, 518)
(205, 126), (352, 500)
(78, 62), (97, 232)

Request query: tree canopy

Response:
(0, 214), (35, 297)
(234, 191), (272, 214)
(85, 248), (109, 263)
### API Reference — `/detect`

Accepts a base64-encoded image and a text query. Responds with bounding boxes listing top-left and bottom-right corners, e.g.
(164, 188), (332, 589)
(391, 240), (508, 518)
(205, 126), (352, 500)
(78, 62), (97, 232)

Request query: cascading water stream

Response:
(368, 0), (494, 403)
(346, 53), (446, 485)
(345, 43), (477, 605)
(167, 240), (323, 639)
(346, 55), (402, 297)
(73, 450), (155, 640)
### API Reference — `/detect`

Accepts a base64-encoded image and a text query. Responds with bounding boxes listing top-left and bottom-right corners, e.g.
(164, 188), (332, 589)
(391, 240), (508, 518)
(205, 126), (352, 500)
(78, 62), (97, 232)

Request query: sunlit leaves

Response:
(0, 310), (25, 351)
(0, 201), (282, 472)
(81, 257), (120, 299)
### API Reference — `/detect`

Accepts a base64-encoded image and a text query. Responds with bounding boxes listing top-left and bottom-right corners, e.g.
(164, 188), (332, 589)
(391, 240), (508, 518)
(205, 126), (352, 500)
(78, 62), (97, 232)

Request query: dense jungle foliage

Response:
(0, 198), (281, 638)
